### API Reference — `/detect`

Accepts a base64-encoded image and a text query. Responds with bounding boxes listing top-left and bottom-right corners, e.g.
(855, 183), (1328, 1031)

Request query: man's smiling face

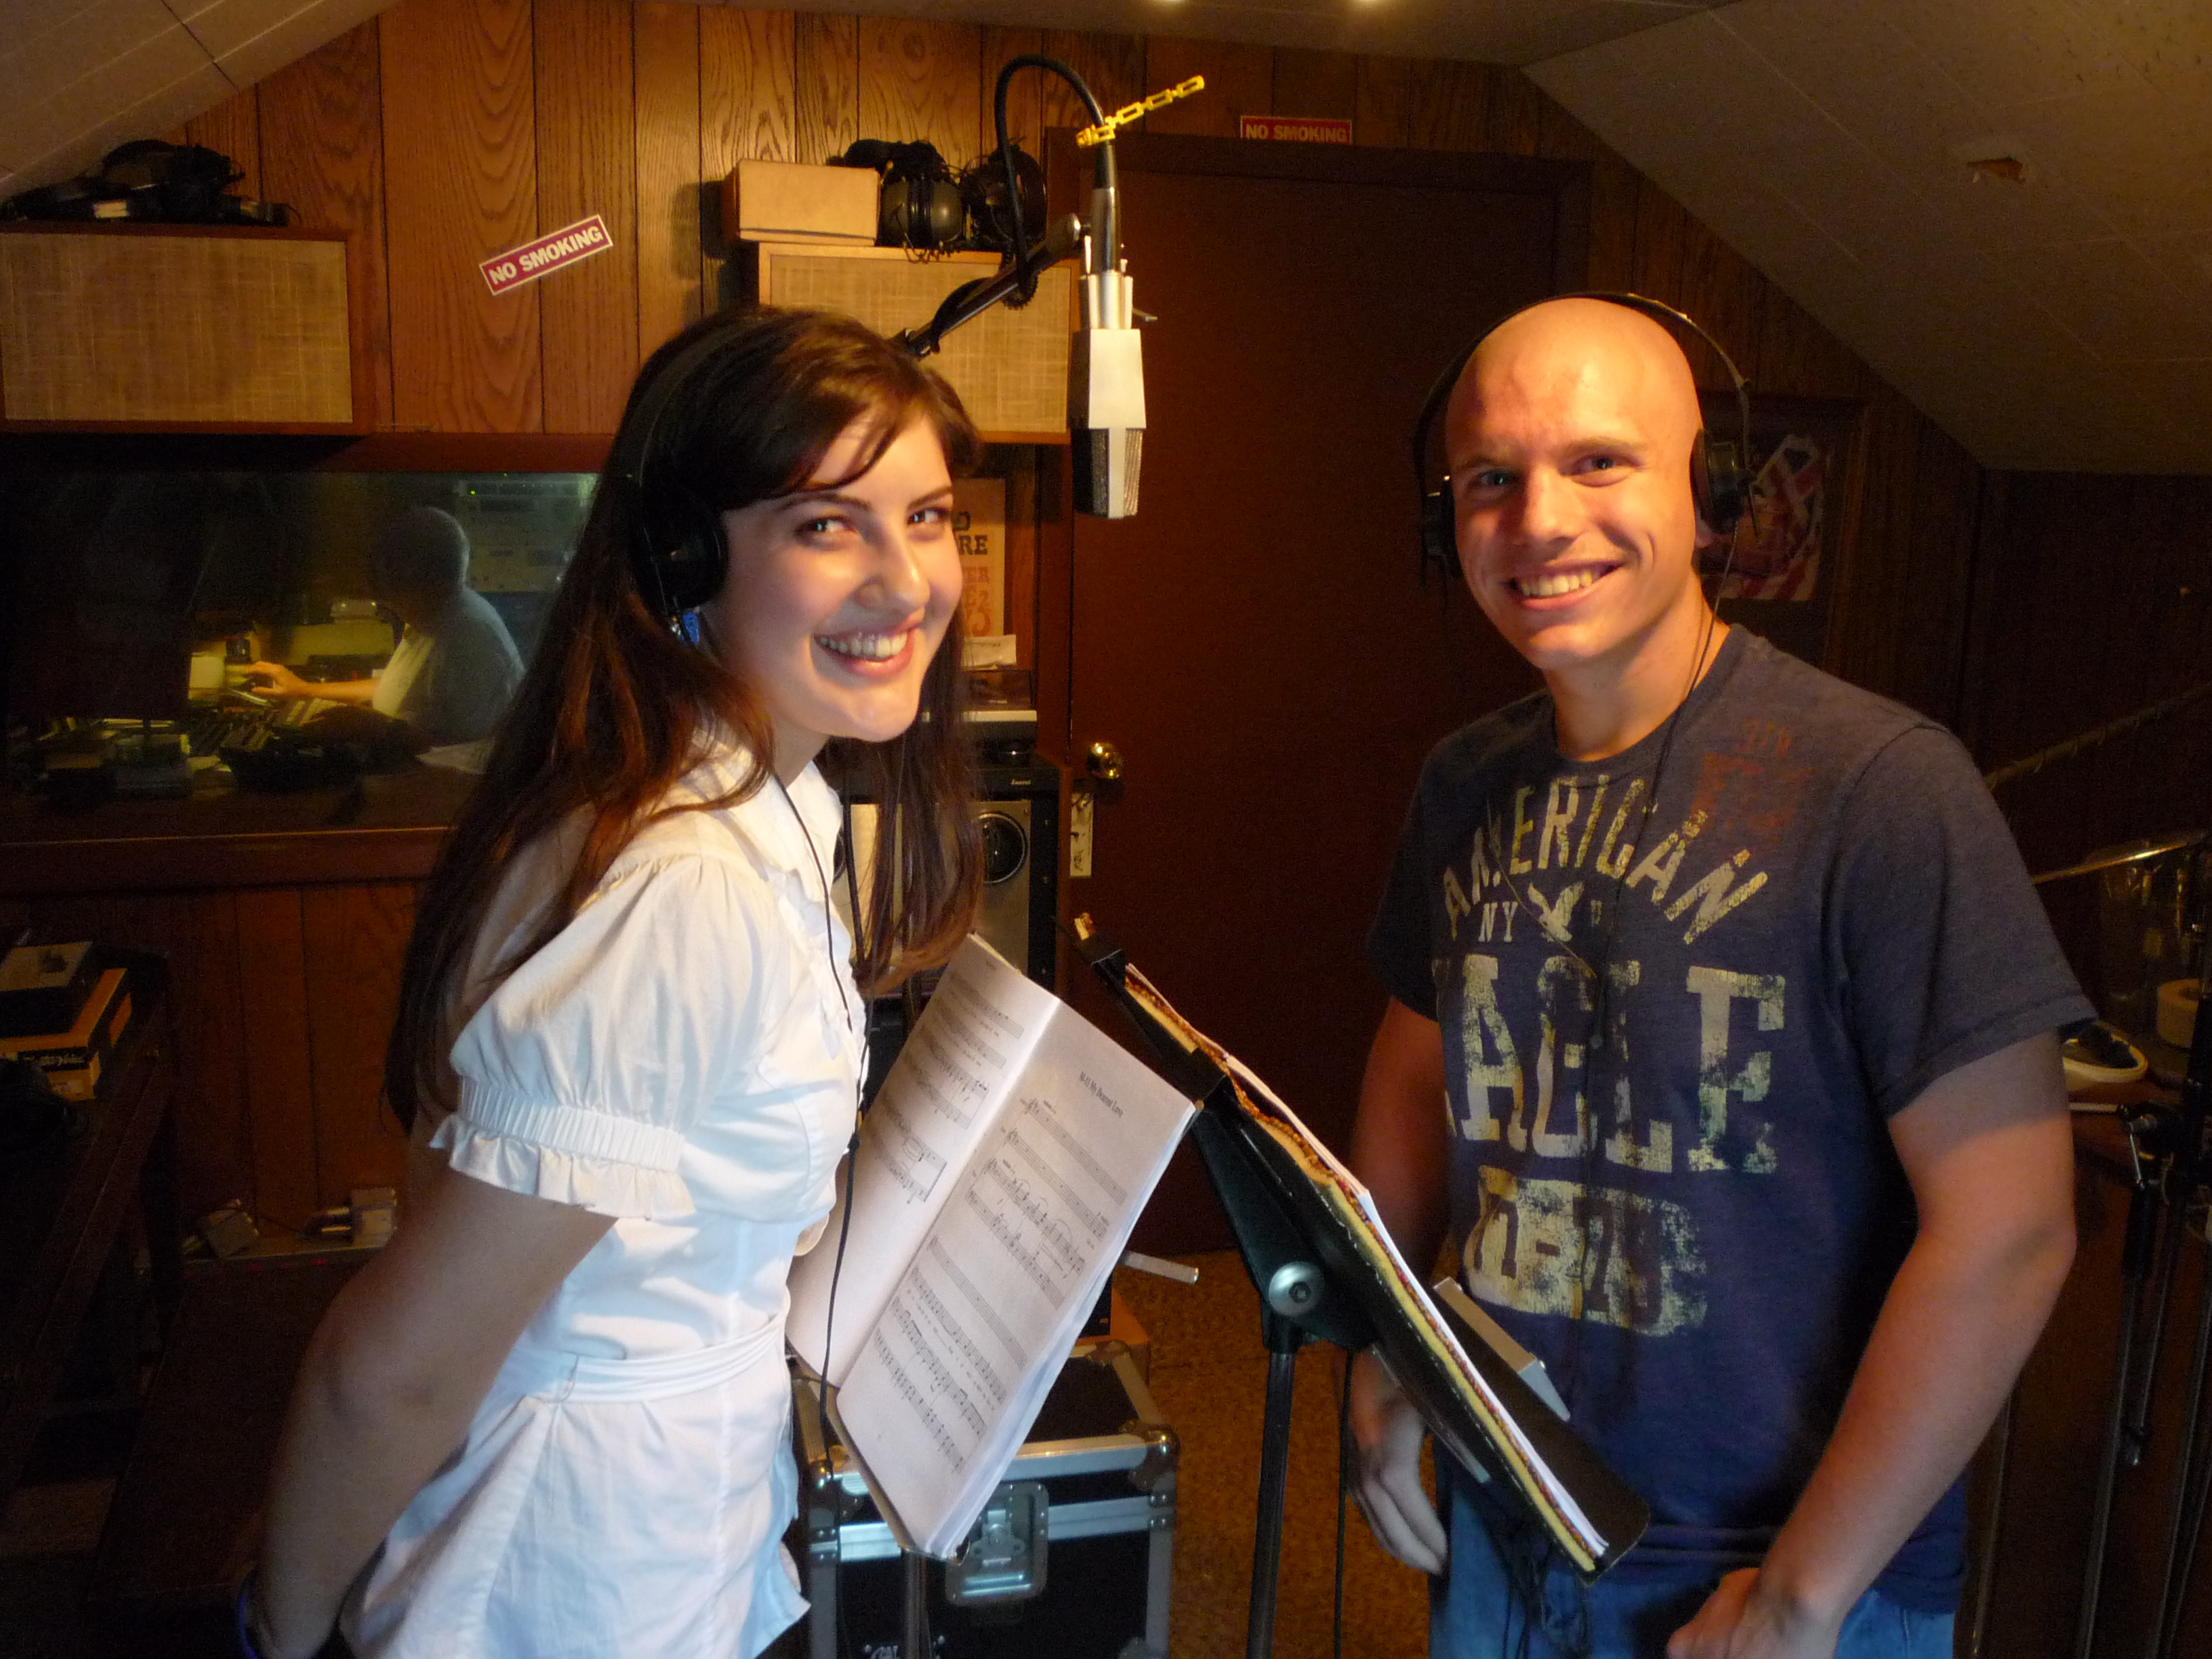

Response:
(1446, 299), (1715, 690)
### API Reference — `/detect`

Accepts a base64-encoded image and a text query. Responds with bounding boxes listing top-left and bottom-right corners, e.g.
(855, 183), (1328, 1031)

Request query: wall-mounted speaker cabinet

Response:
(737, 241), (1073, 445)
(0, 223), (367, 433)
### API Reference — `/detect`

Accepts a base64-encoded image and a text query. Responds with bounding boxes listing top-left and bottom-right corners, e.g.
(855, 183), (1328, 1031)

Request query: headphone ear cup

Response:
(1419, 487), (1456, 580)
(1689, 430), (1750, 544)
(653, 488), (729, 617)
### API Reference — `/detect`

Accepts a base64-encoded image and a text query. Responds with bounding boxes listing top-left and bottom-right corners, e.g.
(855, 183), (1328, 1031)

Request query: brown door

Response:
(1049, 137), (1586, 1254)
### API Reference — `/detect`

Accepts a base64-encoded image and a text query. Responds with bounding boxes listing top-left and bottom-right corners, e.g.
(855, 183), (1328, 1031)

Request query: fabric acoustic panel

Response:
(745, 242), (1072, 443)
(0, 226), (360, 430)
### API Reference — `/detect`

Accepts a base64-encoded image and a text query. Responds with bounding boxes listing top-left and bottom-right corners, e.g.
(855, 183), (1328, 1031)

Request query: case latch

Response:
(945, 1481), (1048, 1605)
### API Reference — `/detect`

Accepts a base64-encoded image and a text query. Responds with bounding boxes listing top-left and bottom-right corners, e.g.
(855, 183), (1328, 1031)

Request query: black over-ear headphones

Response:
(610, 329), (737, 626)
(1411, 292), (1755, 583)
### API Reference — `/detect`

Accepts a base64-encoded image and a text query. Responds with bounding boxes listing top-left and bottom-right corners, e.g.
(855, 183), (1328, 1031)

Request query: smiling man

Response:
(1347, 298), (2087, 1659)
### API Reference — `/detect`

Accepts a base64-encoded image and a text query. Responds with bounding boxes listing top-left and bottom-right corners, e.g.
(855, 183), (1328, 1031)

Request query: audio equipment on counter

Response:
(1410, 292), (1756, 583)
(832, 140), (965, 252)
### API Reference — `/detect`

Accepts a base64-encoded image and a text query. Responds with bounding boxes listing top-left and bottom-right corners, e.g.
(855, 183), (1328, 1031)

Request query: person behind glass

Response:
(242, 308), (983, 1659)
(245, 506), (524, 751)
(1349, 298), (2085, 1658)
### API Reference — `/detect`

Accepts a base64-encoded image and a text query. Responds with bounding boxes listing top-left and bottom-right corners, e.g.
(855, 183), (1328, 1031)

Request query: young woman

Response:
(245, 308), (983, 1659)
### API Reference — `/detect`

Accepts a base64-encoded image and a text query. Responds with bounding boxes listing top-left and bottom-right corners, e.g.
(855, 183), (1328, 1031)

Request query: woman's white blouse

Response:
(343, 747), (865, 1659)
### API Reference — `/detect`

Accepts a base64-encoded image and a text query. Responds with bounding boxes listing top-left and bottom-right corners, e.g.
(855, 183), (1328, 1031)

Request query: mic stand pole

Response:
(1073, 924), (1376, 1659)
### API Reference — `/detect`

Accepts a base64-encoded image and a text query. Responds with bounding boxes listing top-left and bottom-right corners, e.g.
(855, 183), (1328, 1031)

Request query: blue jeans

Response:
(1432, 1471), (1954, 1658)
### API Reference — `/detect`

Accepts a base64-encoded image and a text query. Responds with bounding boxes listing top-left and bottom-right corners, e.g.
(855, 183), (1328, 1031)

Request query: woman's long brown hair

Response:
(385, 307), (983, 1132)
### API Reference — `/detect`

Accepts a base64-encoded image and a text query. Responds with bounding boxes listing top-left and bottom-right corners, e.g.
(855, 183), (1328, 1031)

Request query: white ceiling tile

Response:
(2100, 0), (2212, 97)
(1879, 0), (2152, 109)
(4, 0), (183, 105)
(2003, 237), (2212, 362)
(2007, 85), (2212, 242)
(2134, 228), (2212, 311)
(210, 0), (386, 89)
(20, 57), (234, 186)
(184, 0), (365, 60)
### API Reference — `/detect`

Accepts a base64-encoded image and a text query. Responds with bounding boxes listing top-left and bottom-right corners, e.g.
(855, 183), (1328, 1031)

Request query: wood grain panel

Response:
(1143, 37), (1269, 138)
(989, 445), (1038, 668)
(1755, 283), (1866, 399)
(1038, 31), (1145, 128)
(128, 893), (251, 1221)
(1353, 56), (1490, 151)
(633, 1), (702, 360)
(1271, 49), (1357, 119)
(1530, 90), (1634, 289)
(380, 0), (541, 434)
(794, 12), (859, 165)
(859, 18), (982, 166)
(233, 888), (317, 1228)
(1675, 216), (1764, 390)
(535, 0), (638, 434)
(302, 884), (414, 1206)
(256, 22), (392, 428)
(980, 26), (1044, 152)
(700, 8), (794, 306)
(1628, 175), (1689, 308)
(171, 89), (262, 201)
(1482, 68), (1545, 157)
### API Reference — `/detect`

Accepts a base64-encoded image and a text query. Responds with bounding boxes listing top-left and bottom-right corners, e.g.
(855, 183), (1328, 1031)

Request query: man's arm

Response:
(245, 662), (378, 705)
(1346, 996), (1454, 1574)
(1668, 1030), (2077, 1659)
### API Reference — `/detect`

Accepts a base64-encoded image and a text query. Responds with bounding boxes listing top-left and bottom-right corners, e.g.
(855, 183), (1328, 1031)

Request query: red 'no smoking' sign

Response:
(480, 214), (612, 295)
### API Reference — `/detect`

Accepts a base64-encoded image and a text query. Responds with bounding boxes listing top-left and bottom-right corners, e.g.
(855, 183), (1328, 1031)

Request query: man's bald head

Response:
(1448, 297), (1705, 480)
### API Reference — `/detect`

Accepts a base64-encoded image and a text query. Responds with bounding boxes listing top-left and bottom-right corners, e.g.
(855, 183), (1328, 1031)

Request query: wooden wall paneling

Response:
(980, 26), (1044, 152)
(257, 22), (394, 428)
(1753, 282), (1865, 401)
(794, 13), (860, 165)
(633, 1), (703, 359)
(1826, 387), (1920, 703)
(131, 893), (253, 1221)
(1482, 68), (1546, 157)
(301, 884), (414, 1206)
(1906, 420), (1986, 728)
(991, 445), (1038, 669)
(699, 8), (794, 306)
(233, 888), (318, 1228)
(1038, 31), (1145, 127)
(535, 0), (638, 434)
(858, 18), (982, 167)
(169, 89), (262, 201)
(1530, 91), (1635, 289)
(1141, 38), (1269, 137)
(1675, 215), (1765, 390)
(380, 0), (542, 434)
(1353, 56), (1490, 152)
(1271, 49), (1357, 119)
(1626, 175), (1689, 312)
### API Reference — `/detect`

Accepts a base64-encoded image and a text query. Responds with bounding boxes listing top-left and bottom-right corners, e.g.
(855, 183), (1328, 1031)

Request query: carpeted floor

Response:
(1116, 1250), (1432, 1659)
(0, 1250), (1431, 1658)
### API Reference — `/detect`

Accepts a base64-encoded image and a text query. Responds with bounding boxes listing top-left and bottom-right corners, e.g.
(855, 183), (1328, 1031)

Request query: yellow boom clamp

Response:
(1074, 76), (1206, 146)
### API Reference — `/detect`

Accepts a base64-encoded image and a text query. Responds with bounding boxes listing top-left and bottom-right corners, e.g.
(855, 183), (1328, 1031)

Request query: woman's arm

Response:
(250, 1160), (613, 1659)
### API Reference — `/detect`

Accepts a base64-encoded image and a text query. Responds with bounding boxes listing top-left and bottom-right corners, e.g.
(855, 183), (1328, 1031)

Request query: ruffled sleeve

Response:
(438, 851), (768, 1219)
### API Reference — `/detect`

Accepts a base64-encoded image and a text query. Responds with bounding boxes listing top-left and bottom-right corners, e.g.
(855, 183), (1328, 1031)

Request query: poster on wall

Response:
(1702, 394), (1860, 668)
(952, 477), (1011, 666)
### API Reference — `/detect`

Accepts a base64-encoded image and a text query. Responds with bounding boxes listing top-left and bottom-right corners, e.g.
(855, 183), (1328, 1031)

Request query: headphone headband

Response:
(611, 327), (739, 625)
(1412, 291), (1757, 581)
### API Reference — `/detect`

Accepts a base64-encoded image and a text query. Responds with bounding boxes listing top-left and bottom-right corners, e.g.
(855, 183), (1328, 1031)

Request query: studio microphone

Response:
(1070, 157), (1143, 518)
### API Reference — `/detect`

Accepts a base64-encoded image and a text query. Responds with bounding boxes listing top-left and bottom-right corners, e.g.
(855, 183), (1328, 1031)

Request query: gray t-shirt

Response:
(1368, 629), (2088, 1607)
(371, 588), (524, 745)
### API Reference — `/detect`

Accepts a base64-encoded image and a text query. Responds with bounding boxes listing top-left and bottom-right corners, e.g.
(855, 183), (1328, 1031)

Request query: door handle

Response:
(1085, 739), (1125, 783)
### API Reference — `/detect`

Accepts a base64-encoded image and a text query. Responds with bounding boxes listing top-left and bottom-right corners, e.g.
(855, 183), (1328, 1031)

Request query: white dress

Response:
(342, 745), (864, 1659)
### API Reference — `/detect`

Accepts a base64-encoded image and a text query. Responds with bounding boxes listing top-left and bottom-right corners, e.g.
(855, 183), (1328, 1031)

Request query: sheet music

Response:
(834, 1009), (1192, 1555)
(787, 938), (1059, 1382)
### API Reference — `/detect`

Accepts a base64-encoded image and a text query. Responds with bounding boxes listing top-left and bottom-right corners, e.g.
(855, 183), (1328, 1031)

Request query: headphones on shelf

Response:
(1411, 292), (1756, 583)
(611, 329), (735, 626)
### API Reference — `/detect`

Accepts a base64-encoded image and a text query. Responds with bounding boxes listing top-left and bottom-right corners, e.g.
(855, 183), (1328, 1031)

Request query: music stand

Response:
(1074, 924), (1375, 1659)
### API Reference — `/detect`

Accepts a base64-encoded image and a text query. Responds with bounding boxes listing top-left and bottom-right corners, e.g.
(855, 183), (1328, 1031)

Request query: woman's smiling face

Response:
(703, 415), (962, 779)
